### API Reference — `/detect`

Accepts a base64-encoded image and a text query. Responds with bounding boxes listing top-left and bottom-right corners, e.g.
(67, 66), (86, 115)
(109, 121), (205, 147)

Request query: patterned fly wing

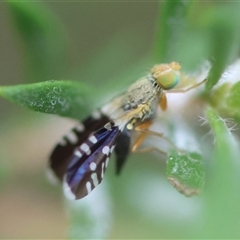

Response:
(49, 111), (110, 181)
(64, 122), (121, 200)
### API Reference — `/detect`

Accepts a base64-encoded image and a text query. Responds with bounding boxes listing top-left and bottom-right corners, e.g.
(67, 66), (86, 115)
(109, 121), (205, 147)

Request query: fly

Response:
(49, 62), (206, 200)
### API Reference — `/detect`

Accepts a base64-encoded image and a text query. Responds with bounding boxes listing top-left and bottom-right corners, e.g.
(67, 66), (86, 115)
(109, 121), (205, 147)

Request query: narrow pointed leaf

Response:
(0, 81), (93, 119)
(206, 108), (240, 189)
(202, 108), (240, 238)
(203, 4), (240, 90)
(154, 1), (191, 62)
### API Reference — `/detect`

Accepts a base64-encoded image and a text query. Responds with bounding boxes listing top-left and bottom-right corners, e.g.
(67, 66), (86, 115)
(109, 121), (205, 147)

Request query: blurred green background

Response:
(1, 1), (240, 239)
(0, 2), (158, 239)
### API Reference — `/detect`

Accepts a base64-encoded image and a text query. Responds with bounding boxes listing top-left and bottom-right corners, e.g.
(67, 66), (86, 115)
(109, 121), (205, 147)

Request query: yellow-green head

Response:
(151, 62), (180, 90)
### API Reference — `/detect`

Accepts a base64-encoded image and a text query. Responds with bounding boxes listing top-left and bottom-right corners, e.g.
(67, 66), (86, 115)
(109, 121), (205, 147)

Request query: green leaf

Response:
(226, 81), (240, 111)
(206, 107), (240, 189)
(0, 81), (93, 120)
(7, 1), (68, 82)
(167, 151), (205, 197)
(154, 1), (191, 62)
(196, 3), (240, 90)
(207, 82), (230, 109)
(161, 118), (205, 197)
(202, 108), (240, 238)
(207, 81), (240, 120)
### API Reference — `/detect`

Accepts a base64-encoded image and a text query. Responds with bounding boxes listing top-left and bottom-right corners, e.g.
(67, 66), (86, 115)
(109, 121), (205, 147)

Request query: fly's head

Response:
(151, 62), (181, 90)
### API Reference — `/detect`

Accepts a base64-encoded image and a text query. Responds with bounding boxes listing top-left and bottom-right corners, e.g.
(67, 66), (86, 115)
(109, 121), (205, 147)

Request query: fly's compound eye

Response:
(151, 63), (180, 90)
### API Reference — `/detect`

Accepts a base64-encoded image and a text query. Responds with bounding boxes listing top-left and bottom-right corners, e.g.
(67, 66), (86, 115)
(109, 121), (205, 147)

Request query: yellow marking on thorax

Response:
(119, 103), (152, 121)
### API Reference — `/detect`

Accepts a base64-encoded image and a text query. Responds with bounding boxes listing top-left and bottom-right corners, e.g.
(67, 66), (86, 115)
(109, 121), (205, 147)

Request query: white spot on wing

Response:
(86, 181), (92, 194)
(46, 168), (59, 185)
(74, 150), (82, 158)
(89, 135), (97, 144)
(91, 173), (99, 187)
(65, 131), (78, 144)
(59, 138), (67, 146)
(75, 123), (85, 132)
(81, 143), (90, 152)
(105, 157), (110, 167)
(86, 150), (91, 155)
(102, 146), (110, 155)
(110, 145), (115, 153)
(104, 122), (112, 130)
(90, 162), (97, 171)
(92, 110), (101, 119)
(101, 162), (105, 179)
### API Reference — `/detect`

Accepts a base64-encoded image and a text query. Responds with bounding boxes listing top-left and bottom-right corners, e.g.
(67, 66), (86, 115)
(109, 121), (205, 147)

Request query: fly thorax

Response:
(121, 77), (161, 112)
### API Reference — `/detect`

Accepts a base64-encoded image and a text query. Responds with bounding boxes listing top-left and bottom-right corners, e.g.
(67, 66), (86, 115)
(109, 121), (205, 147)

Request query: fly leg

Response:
(159, 92), (167, 110)
(167, 78), (207, 93)
(131, 120), (184, 155)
